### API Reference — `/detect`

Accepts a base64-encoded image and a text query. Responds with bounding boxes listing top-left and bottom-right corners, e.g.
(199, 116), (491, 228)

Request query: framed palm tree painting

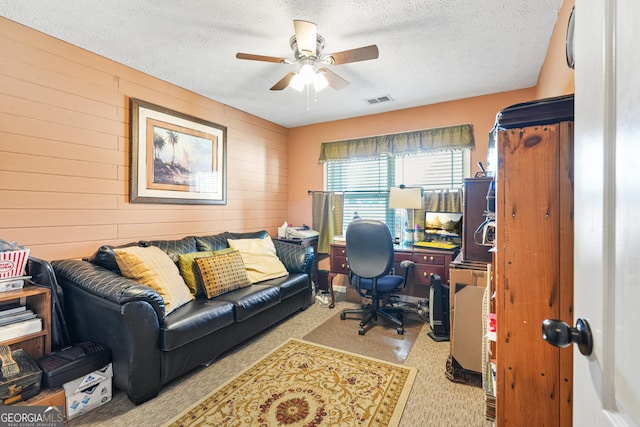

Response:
(129, 98), (227, 204)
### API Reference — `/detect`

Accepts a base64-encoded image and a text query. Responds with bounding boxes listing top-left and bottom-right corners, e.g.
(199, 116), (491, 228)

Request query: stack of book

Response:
(0, 276), (28, 293)
(0, 303), (42, 342)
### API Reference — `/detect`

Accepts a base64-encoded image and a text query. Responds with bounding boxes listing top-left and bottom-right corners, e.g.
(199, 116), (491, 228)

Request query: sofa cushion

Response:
(114, 246), (194, 315)
(193, 231), (268, 252)
(216, 284), (281, 322)
(227, 236), (288, 283)
(195, 250), (252, 299)
(142, 236), (197, 263)
(84, 242), (141, 273)
(194, 233), (231, 252)
(226, 230), (269, 240)
(259, 273), (309, 300)
(160, 298), (235, 351)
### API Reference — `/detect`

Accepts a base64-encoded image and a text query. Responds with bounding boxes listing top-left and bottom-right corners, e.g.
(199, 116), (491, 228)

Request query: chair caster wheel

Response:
(340, 313), (346, 320)
(358, 328), (366, 335)
(397, 327), (405, 335)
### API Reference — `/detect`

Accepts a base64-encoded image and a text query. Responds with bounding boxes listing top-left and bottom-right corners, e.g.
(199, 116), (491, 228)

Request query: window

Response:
(326, 150), (467, 235)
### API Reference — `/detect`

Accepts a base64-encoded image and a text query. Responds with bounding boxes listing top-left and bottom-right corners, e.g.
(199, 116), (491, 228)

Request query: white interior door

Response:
(573, 0), (640, 425)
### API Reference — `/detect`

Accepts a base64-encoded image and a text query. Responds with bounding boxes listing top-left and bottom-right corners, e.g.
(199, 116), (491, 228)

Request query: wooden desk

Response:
(327, 242), (459, 308)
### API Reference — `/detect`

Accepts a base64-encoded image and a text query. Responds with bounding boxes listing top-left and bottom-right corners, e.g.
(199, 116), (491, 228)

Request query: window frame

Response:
(323, 150), (470, 235)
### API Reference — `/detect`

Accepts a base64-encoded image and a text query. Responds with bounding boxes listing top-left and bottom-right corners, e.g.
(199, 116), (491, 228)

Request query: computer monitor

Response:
(424, 211), (463, 245)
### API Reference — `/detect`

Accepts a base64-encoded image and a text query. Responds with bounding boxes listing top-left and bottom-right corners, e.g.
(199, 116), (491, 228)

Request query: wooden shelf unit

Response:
(0, 285), (51, 361)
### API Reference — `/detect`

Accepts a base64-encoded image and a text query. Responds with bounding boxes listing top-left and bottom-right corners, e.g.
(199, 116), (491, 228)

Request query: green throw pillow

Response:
(178, 251), (215, 295)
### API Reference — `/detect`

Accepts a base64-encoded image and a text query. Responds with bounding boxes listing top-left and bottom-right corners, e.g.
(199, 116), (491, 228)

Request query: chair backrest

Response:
(345, 219), (394, 279)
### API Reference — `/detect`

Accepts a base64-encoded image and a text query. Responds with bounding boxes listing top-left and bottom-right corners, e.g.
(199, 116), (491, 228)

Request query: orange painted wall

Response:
(536, 0), (575, 99)
(287, 89), (535, 227)
(0, 18), (289, 260)
(287, 0), (574, 228)
(0, 0), (573, 262)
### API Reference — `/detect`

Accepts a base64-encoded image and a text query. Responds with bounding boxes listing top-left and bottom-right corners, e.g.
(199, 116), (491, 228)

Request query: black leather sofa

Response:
(51, 231), (314, 405)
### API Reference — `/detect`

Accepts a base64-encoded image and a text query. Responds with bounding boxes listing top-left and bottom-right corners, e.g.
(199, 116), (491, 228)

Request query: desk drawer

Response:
(331, 256), (350, 275)
(414, 264), (446, 285)
(333, 246), (348, 257)
(413, 252), (445, 265)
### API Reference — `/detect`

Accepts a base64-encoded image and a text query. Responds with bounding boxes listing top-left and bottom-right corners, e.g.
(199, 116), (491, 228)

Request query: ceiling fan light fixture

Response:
(313, 72), (329, 91)
(237, 20), (378, 93)
(298, 63), (316, 84)
(289, 73), (305, 92)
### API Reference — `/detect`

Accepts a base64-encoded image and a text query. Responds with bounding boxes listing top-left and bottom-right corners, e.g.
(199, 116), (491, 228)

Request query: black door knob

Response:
(542, 318), (593, 356)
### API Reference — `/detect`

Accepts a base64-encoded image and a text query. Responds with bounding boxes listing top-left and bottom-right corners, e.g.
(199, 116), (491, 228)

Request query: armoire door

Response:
(495, 122), (574, 426)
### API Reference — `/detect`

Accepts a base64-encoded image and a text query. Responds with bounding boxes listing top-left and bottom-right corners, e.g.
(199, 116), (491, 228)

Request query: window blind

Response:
(327, 150), (465, 235)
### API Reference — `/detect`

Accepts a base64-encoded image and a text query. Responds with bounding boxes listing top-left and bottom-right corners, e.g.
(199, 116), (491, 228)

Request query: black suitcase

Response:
(495, 94), (574, 130)
(37, 342), (111, 389)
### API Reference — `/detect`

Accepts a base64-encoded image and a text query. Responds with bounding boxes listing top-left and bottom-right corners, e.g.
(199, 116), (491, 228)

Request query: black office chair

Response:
(340, 219), (413, 335)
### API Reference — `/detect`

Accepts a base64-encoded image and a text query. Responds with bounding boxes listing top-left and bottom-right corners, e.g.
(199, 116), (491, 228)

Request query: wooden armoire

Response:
(494, 96), (574, 426)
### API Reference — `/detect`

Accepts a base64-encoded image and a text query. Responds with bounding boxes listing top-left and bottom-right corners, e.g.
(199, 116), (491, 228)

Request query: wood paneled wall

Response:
(0, 18), (289, 260)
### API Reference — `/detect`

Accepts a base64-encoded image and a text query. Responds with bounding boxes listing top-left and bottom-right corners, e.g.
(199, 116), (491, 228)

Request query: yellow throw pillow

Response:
(195, 250), (251, 298)
(227, 236), (288, 283)
(114, 246), (194, 315)
(178, 251), (215, 295)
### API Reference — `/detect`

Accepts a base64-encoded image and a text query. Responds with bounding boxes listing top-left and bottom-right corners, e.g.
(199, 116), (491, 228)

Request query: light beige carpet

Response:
(303, 310), (424, 364)
(166, 338), (416, 427)
(65, 299), (492, 426)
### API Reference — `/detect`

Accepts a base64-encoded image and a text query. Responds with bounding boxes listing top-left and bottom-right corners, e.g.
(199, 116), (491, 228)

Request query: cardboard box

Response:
(63, 363), (112, 420)
(451, 285), (486, 372)
(449, 266), (488, 373)
(449, 268), (488, 289)
(0, 247), (29, 279)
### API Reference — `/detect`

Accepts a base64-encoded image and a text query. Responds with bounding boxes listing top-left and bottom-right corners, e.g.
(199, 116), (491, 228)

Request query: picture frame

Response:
(129, 98), (227, 205)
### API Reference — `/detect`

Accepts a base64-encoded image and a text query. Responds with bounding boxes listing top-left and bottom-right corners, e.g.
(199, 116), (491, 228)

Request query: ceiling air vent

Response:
(365, 95), (393, 105)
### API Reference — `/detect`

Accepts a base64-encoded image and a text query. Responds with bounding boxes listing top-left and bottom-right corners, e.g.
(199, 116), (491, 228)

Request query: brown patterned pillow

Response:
(195, 250), (251, 299)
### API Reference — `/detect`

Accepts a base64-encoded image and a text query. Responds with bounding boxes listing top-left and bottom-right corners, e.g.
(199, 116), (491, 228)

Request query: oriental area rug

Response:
(166, 338), (417, 427)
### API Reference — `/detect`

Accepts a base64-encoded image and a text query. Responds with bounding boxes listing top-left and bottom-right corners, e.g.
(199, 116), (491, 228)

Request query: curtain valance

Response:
(318, 123), (475, 163)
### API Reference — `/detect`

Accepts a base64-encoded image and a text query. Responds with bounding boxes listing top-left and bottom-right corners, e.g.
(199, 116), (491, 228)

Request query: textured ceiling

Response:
(0, 0), (563, 128)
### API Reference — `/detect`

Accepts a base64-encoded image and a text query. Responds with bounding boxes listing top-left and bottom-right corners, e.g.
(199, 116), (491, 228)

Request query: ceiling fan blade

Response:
(236, 52), (287, 63)
(293, 20), (317, 57)
(270, 71), (296, 91)
(326, 45), (379, 64)
(318, 68), (349, 90)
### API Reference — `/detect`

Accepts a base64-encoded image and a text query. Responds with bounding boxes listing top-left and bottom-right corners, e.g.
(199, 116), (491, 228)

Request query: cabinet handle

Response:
(341, 249), (346, 255)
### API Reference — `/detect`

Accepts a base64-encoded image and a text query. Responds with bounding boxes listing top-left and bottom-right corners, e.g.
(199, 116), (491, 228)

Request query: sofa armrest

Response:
(51, 259), (166, 320)
(273, 240), (314, 276)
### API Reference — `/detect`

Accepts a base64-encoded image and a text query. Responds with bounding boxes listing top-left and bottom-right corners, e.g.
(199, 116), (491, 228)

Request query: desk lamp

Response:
(389, 186), (423, 245)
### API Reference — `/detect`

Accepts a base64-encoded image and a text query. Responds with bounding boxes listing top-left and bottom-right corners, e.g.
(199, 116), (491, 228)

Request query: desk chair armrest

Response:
(400, 260), (415, 285)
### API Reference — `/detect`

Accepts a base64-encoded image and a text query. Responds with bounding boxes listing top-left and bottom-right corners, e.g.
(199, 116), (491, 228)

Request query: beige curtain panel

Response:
(318, 123), (475, 163)
(423, 190), (463, 213)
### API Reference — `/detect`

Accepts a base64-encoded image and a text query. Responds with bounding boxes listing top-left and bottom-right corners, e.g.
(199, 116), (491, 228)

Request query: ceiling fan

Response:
(236, 20), (379, 91)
